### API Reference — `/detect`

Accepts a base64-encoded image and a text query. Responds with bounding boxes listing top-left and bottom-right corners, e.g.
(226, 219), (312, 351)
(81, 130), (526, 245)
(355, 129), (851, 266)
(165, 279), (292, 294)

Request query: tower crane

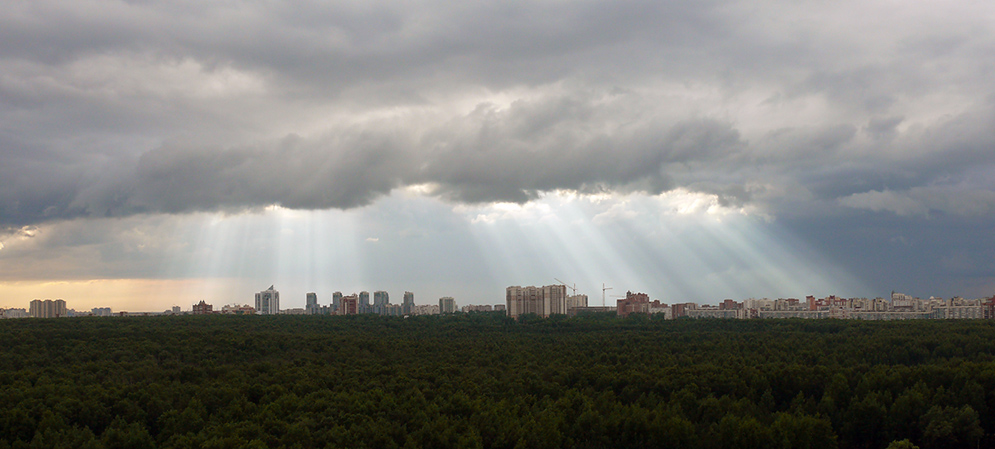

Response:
(554, 278), (577, 296)
(602, 283), (613, 307)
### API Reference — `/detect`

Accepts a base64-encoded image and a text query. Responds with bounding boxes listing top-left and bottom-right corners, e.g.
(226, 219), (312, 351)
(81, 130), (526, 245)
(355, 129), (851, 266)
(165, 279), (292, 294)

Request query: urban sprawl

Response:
(8, 284), (995, 321)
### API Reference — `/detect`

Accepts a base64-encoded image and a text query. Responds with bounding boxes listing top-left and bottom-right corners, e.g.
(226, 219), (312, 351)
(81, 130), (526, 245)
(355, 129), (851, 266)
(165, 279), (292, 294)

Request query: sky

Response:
(1, 0), (994, 312)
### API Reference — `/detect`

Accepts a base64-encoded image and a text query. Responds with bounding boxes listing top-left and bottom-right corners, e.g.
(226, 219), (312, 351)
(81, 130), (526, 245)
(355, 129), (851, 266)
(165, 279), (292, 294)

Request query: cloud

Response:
(838, 189), (930, 216)
(840, 186), (995, 217)
(865, 116), (904, 141)
(3, 0), (995, 308)
(3, 89), (751, 226)
(2, 88), (993, 228)
(0, 0), (994, 231)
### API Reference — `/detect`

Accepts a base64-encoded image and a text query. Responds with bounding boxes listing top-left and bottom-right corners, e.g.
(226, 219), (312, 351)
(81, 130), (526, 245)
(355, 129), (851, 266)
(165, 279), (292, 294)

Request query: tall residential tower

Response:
(373, 291), (390, 315)
(402, 291), (415, 315)
(255, 286), (280, 315)
(506, 285), (567, 318)
(305, 292), (319, 315)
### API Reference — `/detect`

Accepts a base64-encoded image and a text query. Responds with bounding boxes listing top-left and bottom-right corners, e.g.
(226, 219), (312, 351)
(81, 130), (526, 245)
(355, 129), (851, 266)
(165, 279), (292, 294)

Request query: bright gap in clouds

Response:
(171, 206), (371, 307)
(0, 189), (867, 311)
(459, 189), (866, 305)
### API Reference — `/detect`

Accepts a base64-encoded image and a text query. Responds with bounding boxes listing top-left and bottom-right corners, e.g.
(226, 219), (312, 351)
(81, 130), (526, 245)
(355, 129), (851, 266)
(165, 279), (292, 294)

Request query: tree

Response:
(921, 405), (983, 449)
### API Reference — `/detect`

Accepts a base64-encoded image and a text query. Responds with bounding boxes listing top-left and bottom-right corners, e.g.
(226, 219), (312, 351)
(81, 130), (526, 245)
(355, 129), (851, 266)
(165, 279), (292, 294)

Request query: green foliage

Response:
(1, 314), (995, 448)
(921, 405), (983, 449)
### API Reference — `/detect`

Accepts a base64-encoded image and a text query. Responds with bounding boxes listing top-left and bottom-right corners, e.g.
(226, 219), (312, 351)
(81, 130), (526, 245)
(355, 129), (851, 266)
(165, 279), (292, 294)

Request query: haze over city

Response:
(1, 1), (994, 311)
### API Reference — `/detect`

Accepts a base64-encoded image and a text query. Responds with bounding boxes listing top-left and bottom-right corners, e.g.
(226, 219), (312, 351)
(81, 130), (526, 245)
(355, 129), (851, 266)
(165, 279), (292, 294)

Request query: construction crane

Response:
(554, 278), (577, 296)
(602, 283), (613, 307)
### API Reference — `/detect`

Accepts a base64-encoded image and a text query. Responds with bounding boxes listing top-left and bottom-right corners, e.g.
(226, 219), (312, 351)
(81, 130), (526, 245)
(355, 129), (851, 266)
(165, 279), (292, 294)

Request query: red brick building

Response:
(617, 291), (650, 318)
(340, 294), (359, 315)
(192, 300), (213, 314)
(719, 299), (741, 310)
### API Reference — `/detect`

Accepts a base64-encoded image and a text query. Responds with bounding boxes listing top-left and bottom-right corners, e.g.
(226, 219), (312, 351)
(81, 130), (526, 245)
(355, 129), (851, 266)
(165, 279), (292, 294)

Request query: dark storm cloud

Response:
(0, 1), (720, 95)
(2, 94), (745, 225)
(133, 131), (414, 213)
(1, 0), (994, 231)
(416, 95), (745, 203)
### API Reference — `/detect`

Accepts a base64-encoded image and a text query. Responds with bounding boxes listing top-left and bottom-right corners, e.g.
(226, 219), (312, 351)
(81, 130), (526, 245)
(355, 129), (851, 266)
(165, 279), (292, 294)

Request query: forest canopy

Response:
(0, 313), (993, 449)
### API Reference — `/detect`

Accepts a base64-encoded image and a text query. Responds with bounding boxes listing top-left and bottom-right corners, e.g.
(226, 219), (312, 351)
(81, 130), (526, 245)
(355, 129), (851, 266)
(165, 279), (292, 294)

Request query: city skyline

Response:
(9, 284), (995, 316)
(2, 1), (994, 311)
(7, 286), (994, 322)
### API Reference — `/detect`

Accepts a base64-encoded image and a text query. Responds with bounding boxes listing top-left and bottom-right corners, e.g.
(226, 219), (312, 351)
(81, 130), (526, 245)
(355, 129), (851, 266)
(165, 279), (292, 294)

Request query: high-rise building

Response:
(340, 294), (359, 315)
(374, 291), (389, 305)
(332, 291), (343, 312)
(359, 291), (370, 314)
(439, 297), (457, 314)
(506, 285), (567, 318)
(402, 291), (415, 315)
(29, 299), (67, 318)
(305, 292), (319, 315)
(373, 290), (389, 315)
(255, 285), (280, 315)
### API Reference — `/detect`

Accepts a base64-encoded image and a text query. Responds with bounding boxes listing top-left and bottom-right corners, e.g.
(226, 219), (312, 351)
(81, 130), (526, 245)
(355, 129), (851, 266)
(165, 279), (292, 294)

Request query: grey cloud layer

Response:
(2, 0), (994, 228)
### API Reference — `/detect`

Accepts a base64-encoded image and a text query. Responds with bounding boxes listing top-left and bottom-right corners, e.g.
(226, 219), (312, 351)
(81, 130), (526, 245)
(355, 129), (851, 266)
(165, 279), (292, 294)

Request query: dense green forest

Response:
(0, 313), (994, 449)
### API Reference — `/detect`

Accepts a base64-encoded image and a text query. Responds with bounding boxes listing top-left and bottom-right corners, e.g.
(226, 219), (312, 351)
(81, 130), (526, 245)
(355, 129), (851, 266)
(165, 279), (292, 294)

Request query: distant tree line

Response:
(0, 312), (993, 448)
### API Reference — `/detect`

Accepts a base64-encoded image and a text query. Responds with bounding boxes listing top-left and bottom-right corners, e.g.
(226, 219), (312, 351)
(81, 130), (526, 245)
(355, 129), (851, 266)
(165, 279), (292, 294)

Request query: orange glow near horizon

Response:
(0, 278), (250, 313)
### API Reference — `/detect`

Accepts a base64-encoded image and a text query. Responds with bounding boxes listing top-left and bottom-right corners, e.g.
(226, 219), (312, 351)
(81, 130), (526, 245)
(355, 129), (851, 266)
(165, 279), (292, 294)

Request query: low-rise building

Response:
(2, 308), (29, 319)
(221, 304), (255, 315)
(688, 307), (742, 319)
(192, 301), (213, 314)
(617, 291), (650, 318)
(933, 306), (983, 319)
(462, 304), (493, 313)
(567, 306), (617, 317)
(648, 301), (672, 319)
(412, 304), (440, 315)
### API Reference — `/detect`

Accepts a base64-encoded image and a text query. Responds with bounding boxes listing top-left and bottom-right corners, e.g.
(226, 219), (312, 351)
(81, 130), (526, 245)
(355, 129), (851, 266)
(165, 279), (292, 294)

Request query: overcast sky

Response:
(1, 0), (993, 311)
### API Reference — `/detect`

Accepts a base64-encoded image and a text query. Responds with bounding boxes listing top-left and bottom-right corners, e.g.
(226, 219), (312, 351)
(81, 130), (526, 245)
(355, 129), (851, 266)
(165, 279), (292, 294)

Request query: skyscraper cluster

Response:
(334, 290), (410, 316)
(266, 288), (445, 317)
(29, 299), (67, 318)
